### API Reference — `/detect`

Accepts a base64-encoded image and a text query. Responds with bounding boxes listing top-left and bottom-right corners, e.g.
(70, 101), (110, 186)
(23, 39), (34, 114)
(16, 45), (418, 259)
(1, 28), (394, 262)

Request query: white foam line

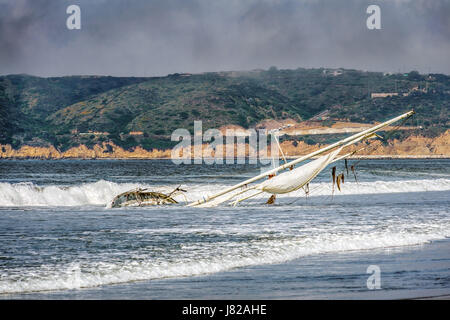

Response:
(1, 227), (448, 294)
(0, 178), (449, 207)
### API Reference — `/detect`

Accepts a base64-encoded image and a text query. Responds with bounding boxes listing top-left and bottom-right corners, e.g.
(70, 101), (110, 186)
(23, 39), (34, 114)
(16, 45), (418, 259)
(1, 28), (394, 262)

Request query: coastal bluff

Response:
(1, 130), (448, 159)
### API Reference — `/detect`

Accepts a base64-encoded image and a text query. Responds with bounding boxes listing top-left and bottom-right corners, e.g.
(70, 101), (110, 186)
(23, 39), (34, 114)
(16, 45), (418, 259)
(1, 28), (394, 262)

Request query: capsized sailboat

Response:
(108, 110), (414, 208)
(187, 110), (415, 207)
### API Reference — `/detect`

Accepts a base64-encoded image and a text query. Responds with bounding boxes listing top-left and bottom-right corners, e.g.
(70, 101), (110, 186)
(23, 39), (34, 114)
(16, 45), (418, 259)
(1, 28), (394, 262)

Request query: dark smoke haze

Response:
(0, 0), (449, 76)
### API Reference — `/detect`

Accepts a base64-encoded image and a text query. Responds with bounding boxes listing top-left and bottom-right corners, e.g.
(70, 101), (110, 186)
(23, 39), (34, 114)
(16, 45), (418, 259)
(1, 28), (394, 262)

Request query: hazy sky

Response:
(0, 0), (449, 76)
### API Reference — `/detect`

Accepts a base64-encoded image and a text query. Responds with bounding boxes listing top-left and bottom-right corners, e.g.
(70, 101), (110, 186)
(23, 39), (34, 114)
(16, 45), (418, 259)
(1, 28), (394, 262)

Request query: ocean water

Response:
(0, 159), (449, 298)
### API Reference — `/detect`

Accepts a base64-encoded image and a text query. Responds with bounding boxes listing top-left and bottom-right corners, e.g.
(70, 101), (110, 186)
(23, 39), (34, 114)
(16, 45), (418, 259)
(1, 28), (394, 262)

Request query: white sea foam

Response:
(0, 178), (449, 207)
(0, 180), (144, 207)
(0, 225), (448, 294)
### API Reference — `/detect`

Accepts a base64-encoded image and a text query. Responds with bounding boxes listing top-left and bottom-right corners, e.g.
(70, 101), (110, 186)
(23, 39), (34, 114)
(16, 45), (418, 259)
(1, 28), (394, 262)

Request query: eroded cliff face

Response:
(280, 130), (450, 157)
(1, 130), (449, 159)
(0, 142), (171, 159)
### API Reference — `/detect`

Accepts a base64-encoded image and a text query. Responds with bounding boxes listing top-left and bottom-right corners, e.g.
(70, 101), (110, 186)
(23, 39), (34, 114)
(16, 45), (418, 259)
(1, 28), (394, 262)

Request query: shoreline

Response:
(412, 294), (450, 300)
(1, 155), (449, 160)
(3, 238), (449, 300)
(1, 129), (449, 161)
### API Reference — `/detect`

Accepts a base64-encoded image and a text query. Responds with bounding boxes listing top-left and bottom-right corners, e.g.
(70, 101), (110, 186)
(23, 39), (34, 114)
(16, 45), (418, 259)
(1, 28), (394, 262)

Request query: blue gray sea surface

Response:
(0, 159), (449, 299)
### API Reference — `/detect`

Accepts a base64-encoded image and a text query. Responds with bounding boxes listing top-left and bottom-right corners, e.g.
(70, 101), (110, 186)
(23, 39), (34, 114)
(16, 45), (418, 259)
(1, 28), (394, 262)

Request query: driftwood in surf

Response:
(110, 186), (186, 208)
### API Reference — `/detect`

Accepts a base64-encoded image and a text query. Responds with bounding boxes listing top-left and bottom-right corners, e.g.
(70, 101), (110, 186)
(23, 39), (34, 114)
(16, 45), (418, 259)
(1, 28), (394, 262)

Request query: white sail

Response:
(256, 147), (342, 194)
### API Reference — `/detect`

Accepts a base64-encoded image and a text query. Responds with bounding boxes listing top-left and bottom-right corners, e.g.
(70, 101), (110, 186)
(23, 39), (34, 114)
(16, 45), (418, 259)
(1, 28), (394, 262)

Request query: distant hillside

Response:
(0, 74), (151, 147)
(0, 68), (449, 152)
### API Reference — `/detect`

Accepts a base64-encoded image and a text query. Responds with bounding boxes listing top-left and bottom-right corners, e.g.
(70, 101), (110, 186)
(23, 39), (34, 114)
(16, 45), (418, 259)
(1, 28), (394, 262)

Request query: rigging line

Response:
(285, 183), (330, 205)
(308, 183), (329, 195)
(231, 190), (264, 207)
(273, 134), (288, 164)
(378, 114), (413, 142)
(284, 188), (307, 205)
(350, 113), (414, 167)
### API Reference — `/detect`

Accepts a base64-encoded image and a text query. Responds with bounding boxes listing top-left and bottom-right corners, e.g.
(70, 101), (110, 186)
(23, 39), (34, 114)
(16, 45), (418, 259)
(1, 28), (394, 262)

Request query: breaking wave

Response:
(0, 178), (450, 207)
(0, 180), (138, 207)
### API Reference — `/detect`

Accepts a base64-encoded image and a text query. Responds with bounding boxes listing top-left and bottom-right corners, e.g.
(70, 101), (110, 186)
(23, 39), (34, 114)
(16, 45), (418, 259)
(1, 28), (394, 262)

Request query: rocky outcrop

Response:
(280, 129), (450, 157)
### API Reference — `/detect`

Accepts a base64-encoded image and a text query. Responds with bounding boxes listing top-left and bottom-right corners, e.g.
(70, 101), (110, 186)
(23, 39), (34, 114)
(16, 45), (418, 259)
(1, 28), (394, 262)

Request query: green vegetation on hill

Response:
(327, 71), (450, 140)
(0, 68), (448, 151)
(0, 74), (151, 148)
(0, 78), (17, 145)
